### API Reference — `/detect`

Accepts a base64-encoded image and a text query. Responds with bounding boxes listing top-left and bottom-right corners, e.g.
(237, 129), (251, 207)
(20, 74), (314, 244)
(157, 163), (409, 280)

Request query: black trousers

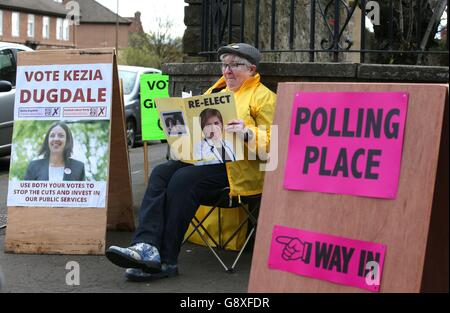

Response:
(132, 160), (229, 265)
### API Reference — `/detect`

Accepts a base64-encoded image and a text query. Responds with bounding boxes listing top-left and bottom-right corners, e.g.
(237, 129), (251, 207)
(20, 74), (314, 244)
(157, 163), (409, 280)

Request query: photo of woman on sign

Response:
(24, 121), (85, 181)
(193, 108), (236, 165)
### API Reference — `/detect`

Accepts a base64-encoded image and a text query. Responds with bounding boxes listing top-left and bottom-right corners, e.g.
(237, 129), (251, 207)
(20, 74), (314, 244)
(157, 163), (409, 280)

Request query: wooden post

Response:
(144, 141), (149, 184)
(106, 56), (135, 231)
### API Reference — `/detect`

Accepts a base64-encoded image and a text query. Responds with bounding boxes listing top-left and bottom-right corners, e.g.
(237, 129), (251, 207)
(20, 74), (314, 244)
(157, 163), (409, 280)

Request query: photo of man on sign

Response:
(162, 111), (187, 136)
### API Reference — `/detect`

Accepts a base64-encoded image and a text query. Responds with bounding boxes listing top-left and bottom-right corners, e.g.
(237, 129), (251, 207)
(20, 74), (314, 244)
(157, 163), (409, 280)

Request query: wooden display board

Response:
(4, 48), (134, 255)
(248, 82), (448, 292)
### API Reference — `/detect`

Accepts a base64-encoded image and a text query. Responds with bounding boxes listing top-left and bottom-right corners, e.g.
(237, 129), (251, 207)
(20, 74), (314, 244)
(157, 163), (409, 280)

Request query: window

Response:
(0, 10), (3, 36)
(63, 19), (70, 41)
(12, 12), (20, 37)
(56, 18), (63, 40)
(118, 70), (137, 95)
(42, 16), (50, 39)
(27, 14), (35, 37)
(0, 49), (17, 86)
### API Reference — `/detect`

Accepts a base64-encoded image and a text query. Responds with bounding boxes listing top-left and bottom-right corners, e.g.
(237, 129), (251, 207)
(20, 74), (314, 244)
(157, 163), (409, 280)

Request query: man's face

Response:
(221, 55), (255, 91)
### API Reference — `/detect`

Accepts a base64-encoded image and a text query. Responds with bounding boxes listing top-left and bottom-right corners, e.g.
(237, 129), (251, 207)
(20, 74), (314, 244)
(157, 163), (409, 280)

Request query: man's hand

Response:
(225, 119), (251, 140)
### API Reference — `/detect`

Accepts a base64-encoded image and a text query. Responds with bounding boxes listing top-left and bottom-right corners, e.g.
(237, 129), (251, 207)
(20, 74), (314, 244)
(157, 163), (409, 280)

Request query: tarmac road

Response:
(0, 156), (9, 229)
(0, 143), (252, 293)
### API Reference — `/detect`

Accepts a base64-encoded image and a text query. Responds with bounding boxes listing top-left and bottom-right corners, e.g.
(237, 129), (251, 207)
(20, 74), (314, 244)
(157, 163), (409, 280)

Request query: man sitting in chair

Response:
(105, 43), (277, 281)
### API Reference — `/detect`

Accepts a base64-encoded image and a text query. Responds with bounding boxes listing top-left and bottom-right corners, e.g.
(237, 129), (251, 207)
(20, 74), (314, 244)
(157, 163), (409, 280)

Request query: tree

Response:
(120, 18), (184, 69)
(371, 0), (448, 65)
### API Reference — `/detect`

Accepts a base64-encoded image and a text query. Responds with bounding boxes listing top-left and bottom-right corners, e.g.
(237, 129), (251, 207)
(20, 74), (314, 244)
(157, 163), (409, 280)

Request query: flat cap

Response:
(217, 43), (261, 68)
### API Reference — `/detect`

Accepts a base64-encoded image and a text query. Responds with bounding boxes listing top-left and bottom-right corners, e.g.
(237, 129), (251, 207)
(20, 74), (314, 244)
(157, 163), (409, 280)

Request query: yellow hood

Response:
(205, 73), (277, 196)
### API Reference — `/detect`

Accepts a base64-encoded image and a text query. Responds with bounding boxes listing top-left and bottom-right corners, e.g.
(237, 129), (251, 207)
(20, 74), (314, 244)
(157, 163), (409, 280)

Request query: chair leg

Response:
(191, 221), (230, 272)
(230, 226), (256, 271)
(222, 202), (258, 250)
(222, 216), (249, 249)
(184, 215), (220, 248)
(190, 219), (256, 273)
(183, 208), (219, 247)
(183, 194), (261, 273)
(218, 207), (222, 248)
(228, 202), (259, 271)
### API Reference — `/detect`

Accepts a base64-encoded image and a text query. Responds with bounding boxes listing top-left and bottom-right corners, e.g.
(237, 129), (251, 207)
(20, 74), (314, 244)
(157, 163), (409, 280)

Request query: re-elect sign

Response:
(140, 74), (169, 140)
(284, 92), (408, 199)
(269, 225), (386, 292)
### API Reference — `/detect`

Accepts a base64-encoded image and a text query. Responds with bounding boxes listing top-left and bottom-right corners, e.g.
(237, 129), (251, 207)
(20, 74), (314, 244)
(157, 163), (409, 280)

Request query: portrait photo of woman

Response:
(193, 108), (236, 165)
(24, 121), (86, 181)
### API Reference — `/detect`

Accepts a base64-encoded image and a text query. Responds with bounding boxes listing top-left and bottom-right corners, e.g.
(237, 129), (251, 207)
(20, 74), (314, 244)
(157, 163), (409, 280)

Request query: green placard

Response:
(140, 74), (169, 140)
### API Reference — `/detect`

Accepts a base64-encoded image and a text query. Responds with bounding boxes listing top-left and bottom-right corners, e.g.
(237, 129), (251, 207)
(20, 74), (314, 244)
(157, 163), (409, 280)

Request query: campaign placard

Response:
(284, 92), (408, 199)
(155, 92), (244, 165)
(7, 63), (112, 208)
(140, 74), (168, 140)
(269, 225), (386, 292)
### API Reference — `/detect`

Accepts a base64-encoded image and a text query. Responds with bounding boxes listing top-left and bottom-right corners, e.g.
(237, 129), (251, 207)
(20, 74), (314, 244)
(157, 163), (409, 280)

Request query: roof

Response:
(0, 0), (68, 16)
(0, 0), (131, 24)
(77, 0), (131, 24)
(118, 65), (161, 74)
(0, 41), (34, 51)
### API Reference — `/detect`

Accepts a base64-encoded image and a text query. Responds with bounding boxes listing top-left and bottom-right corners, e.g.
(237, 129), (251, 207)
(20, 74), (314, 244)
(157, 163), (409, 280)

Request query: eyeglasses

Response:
(221, 63), (246, 71)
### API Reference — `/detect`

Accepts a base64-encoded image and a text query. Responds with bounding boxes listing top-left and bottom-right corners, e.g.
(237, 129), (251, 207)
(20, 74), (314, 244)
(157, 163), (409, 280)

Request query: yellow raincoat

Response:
(205, 73), (277, 197)
(187, 73), (276, 251)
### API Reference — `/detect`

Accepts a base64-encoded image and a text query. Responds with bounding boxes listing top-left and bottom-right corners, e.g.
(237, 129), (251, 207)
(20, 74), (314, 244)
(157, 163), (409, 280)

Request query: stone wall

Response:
(244, 0), (355, 63)
(183, 0), (205, 62)
(182, 0), (358, 62)
(162, 62), (449, 96)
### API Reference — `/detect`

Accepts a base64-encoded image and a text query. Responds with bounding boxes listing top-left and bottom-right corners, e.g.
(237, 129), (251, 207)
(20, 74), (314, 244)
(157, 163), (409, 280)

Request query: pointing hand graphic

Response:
(276, 236), (311, 262)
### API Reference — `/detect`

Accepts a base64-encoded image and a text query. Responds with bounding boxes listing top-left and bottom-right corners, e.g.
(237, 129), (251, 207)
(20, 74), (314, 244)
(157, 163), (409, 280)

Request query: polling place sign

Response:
(284, 92), (408, 199)
(269, 225), (386, 292)
(140, 74), (168, 140)
(249, 83), (447, 293)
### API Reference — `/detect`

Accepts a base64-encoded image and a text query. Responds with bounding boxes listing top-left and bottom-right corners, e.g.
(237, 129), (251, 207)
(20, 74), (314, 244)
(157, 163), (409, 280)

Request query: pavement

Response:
(0, 142), (253, 293)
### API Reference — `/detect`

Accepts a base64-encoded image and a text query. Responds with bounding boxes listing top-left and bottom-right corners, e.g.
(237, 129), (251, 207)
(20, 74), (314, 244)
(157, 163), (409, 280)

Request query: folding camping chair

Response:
(182, 187), (260, 272)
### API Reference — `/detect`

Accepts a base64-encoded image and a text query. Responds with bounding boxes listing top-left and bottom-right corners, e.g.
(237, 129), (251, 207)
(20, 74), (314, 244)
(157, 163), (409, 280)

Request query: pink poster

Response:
(268, 225), (386, 292)
(284, 92), (408, 199)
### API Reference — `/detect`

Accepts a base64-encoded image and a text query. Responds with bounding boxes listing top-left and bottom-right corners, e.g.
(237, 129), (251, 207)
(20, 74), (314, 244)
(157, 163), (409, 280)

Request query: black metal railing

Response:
(200, 0), (448, 64)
